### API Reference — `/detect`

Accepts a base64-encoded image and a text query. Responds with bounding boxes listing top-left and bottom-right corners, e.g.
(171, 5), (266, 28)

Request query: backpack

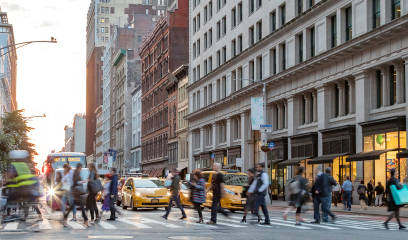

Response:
(357, 185), (365, 195)
(287, 178), (301, 195)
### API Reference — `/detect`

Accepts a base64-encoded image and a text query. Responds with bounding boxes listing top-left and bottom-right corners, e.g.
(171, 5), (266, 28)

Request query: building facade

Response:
(175, 65), (189, 171)
(187, 0), (408, 199)
(0, 9), (17, 116)
(130, 87), (142, 171)
(140, 0), (189, 175)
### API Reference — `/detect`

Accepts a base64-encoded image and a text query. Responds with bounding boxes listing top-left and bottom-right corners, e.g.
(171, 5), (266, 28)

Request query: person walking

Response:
(283, 166), (308, 225)
(162, 169), (187, 220)
(374, 182), (384, 207)
(61, 164), (77, 221)
(323, 168), (337, 220)
(384, 168), (406, 230)
(241, 168), (256, 223)
(189, 170), (206, 223)
(100, 174), (111, 217)
(342, 176), (353, 211)
(367, 179), (374, 206)
(87, 163), (100, 223)
(63, 163), (88, 227)
(248, 163), (271, 225)
(332, 182), (341, 207)
(207, 163), (229, 225)
(107, 167), (118, 221)
(312, 168), (336, 223)
(357, 180), (368, 210)
(311, 168), (322, 224)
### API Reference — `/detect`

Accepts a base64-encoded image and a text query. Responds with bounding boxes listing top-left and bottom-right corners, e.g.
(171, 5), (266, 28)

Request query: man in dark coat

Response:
(311, 168), (336, 223)
(107, 167), (118, 221)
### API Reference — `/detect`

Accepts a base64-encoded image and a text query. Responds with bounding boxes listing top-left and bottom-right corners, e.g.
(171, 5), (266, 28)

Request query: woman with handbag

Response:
(189, 170), (206, 223)
(63, 163), (89, 227)
(241, 168), (256, 223)
(87, 163), (100, 223)
(384, 168), (406, 230)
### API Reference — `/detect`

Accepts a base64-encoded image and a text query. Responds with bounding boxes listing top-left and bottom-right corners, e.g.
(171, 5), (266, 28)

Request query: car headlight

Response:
(224, 188), (235, 195)
(48, 188), (55, 197)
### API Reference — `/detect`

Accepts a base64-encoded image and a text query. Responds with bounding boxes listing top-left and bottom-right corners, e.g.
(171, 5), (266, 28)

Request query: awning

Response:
(346, 148), (401, 162)
(397, 151), (408, 158)
(308, 153), (349, 165)
(270, 159), (286, 164)
(278, 157), (307, 166)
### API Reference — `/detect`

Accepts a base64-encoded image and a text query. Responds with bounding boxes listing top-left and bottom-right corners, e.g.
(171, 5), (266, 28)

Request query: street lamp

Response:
(24, 114), (47, 120)
(0, 37), (57, 57)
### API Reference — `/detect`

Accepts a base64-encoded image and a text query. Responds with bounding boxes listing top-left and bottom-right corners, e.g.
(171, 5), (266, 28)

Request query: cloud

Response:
(0, 2), (27, 12)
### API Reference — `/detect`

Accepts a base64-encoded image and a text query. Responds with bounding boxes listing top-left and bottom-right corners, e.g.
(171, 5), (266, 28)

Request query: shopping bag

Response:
(390, 184), (408, 205)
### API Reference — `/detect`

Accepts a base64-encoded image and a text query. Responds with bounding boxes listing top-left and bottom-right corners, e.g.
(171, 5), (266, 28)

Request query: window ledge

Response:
(271, 128), (288, 135)
(297, 122), (318, 130)
(369, 103), (406, 115)
(329, 114), (356, 124)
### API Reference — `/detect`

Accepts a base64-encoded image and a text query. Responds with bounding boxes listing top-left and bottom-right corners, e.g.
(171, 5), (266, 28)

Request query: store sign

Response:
(251, 97), (264, 130)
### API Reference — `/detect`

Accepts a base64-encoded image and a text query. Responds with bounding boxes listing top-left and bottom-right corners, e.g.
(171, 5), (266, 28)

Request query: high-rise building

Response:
(187, 0), (408, 202)
(140, 0), (188, 175)
(0, 8), (17, 116)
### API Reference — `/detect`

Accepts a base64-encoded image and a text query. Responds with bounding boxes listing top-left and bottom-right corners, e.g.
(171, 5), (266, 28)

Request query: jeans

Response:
(375, 194), (383, 206)
(253, 194), (270, 224)
(313, 197), (321, 222)
(343, 191), (352, 210)
(210, 195), (228, 223)
(165, 194), (186, 218)
(109, 195), (117, 219)
(64, 195), (87, 221)
(321, 196), (335, 222)
(61, 191), (76, 218)
(87, 193), (99, 220)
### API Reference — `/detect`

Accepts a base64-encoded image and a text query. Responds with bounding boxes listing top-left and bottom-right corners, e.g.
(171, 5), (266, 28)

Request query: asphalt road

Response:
(1, 204), (408, 240)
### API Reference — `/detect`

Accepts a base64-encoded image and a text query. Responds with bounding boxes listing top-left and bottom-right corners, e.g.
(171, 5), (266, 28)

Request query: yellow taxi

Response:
(201, 170), (248, 211)
(121, 177), (170, 210)
(179, 182), (193, 207)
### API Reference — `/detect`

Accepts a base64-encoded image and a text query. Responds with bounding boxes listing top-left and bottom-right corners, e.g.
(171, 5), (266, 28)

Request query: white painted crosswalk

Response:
(0, 214), (404, 232)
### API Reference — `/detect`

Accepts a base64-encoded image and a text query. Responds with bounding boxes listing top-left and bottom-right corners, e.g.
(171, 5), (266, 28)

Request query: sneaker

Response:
(206, 220), (216, 225)
(161, 215), (168, 220)
(399, 225), (406, 230)
(180, 216), (187, 220)
(106, 218), (115, 221)
(260, 222), (271, 225)
(310, 221), (320, 224)
(71, 218), (77, 222)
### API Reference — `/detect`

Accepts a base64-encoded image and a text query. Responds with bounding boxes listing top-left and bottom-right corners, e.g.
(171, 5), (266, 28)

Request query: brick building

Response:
(140, 0), (188, 174)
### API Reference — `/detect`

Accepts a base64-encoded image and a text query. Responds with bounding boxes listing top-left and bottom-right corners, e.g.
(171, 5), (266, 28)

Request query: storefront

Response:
(308, 126), (357, 185)
(347, 117), (407, 185)
(267, 137), (287, 200)
(226, 146), (241, 170)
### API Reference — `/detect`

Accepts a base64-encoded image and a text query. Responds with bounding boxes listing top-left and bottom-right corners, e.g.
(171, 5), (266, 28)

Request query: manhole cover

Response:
(168, 237), (213, 240)
(88, 236), (134, 239)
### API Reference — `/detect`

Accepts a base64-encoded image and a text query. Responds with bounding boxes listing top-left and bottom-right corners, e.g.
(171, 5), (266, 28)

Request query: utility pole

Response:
(261, 82), (271, 204)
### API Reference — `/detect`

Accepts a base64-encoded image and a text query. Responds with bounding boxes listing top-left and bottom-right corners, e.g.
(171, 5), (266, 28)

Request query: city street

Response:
(1, 205), (408, 240)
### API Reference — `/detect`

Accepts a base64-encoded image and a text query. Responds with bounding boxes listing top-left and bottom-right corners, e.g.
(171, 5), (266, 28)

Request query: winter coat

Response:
(191, 178), (206, 204)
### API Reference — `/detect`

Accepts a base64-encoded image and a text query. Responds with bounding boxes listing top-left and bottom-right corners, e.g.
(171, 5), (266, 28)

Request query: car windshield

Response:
(224, 174), (248, 186)
(133, 179), (164, 188)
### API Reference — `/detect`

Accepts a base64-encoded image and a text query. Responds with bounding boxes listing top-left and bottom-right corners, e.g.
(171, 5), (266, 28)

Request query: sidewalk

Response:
(267, 200), (408, 218)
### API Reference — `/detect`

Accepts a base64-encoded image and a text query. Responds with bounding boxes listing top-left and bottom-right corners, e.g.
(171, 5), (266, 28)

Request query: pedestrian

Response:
(248, 163), (271, 225)
(342, 176), (353, 211)
(374, 181), (384, 207)
(107, 167), (118, 221)
(241, 168), (256, 223)
(61, 164), (77, 222)
(357, 180), (368, 210)
(87, 163), (100, 223)
(162, 168), (187, 220)
(332, 181), (341, 207)
(207, 163), (230, 225)
(325, 168), (337, 211)
(189, 169), (206, 223)
(63, 163), (88, 227)
(100, 174), (111, 217)
(311, 168), (336, 223)
(283, 166), (308, 225)
(367, 179), (374, 206)
(384, 168), (406, 230)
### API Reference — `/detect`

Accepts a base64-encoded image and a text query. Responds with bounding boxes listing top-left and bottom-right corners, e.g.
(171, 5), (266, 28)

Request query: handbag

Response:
(390, 184), (408, 205)
(88, 179), (103, 194)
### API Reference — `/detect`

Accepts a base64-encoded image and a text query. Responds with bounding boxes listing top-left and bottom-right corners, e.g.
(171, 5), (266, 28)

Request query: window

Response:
(270, 48), (276, 75)
(216, 79), (221, 100)
(111, 7), (115, 14)
(330, 15), (337, 48)
(209, 1), (213, 19)
(301, 95), (306, 124)
(297, 0), (303, 16)
(249, 0), (255, 14)
(204, 33), (208, 49)
(209, 28), (213, 46)
(193, 17), (196, 33)
(231, 70), (236, 92)
(256, 56), (262, 81)
(197, 13), (201, 31)
(204, 87), (208, 106)
(297, 33), (303, 63)
(209, 84), (213, 104)
(345, 81), (350, 115)
(280, 43), (286, 71)
(238, 2), (243, 23)
(256, 0), (262, 9)
(256, 20), (262, 41)
(237, 67), (243, 89)
(216, 50), (221, 67)
(231, 39), (236, 57)
(270, 11), (276, 33)
(309, 26), (315, 58)
(197, 90), (201, 109)
(193, 92), (197, 110)
(372, 0), (380, 29)
(222, 46), (226, 64)
(231, 8), (237, 28)
(392, 0), (401, 20)
(204, 6), (208, 23)
(217, 21), (221, 40)
(390, 65), (397, 105)
(222, 76), (226, 98)
(376, 70), (382, 108)
(197, 64), (201, 81)
(309, 0), (315, 8)
(345, 6), (352, 42)
(279, 4), (286, 26)
(197, 39), (201, 56)
(193, 68), (196, 82)
(222, 16), (226, 36)
(249, 26), (255, 46)
(193, 42), (196, 59)
(218, 121), (226, 143)
(233, 117), (241, 140)
(208, 56), (213, 72)
(238, 35), (243, 53)
(249, 60), (254, 84)
(334, 84), (339, 117)
(204, 60), (208, 75)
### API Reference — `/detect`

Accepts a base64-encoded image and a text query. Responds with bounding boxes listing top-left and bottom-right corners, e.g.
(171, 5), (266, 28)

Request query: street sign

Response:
(210, 153), (215, 159)
(268, 142), (275, 149)
(260, 124), (273, 133)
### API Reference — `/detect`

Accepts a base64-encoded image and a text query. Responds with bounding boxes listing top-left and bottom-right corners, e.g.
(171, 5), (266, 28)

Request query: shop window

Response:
(374, 133), (386, 150)
(305, 160), (313, 183)
(386, 131), (399, 149)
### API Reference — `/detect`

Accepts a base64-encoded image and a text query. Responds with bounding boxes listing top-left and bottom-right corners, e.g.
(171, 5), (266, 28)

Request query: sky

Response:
(0, 0), (91, 166)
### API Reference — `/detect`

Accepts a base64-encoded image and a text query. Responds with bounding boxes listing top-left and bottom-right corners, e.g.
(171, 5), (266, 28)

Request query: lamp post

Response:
(24, 114), (47, 120)
(0, 37), (57, 57)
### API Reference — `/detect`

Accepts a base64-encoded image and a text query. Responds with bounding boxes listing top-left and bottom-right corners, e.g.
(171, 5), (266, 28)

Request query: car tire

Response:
(131, 198), (137, 211)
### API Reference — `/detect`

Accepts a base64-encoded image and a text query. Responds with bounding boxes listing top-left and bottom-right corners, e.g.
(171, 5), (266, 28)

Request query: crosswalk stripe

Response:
(117, 218), (152, 229)
(268, 220), (311, 230)
(268, 217), (340, 230)
(303, 218), (370, 230)
(167, 217), (217, 228)
(188, 216), (246, 228)
(39, 219), (52, 230)
(140, 217), (181, 228)
(3, 222), (19, 231)
(98, 221), (117, 229)
(67, 221), (86, 230)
